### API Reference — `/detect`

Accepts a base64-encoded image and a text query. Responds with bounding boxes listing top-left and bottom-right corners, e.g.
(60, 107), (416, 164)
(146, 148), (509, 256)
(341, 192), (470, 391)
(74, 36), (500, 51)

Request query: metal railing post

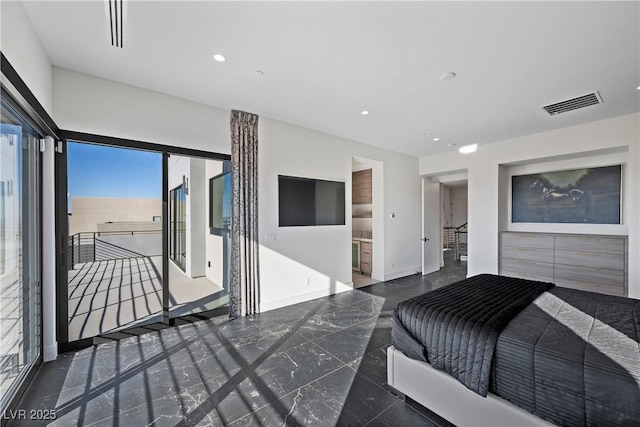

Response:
(454, 231), (459, 260)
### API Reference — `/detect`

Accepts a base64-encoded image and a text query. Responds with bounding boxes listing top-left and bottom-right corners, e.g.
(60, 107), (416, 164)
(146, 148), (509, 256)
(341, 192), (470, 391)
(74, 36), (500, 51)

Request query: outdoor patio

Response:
(67, 256), (225, 341)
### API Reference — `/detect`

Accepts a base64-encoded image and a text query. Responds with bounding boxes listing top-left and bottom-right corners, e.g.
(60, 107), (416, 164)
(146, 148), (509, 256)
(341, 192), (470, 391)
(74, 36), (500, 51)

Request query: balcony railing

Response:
(67, 229), (162, 270)
(454, 223), (467, 261)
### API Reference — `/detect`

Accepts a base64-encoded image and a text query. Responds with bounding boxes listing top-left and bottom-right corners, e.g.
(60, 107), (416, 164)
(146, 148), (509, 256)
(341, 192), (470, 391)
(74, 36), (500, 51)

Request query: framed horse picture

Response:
(512, 165), (621, 224)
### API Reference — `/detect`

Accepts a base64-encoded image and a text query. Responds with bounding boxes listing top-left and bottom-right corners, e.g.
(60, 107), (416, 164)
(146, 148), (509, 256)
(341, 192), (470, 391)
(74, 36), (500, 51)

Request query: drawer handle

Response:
(518, 261), (535, 265)
(574, 280), (597, 287)
(578, 267), (599, 272)
(362, 251), (370, 255)
(518, 248), (535, 252)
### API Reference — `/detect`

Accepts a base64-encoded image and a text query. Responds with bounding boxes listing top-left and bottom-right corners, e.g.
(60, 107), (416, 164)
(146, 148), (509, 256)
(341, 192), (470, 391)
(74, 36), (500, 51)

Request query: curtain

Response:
(229, 110), (260, 318)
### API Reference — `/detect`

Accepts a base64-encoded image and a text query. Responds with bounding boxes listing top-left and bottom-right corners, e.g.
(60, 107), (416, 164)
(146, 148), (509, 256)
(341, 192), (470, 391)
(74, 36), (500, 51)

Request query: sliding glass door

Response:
(0, 96), (42, 414)
(65, 141), (163, 342)
(59, 142), (230, 346)
(167, 155), (230, 318)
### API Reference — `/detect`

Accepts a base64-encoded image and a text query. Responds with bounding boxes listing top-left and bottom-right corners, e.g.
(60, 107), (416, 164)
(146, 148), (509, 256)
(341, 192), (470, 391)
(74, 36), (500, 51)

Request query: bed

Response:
(387, 274), (640, 427)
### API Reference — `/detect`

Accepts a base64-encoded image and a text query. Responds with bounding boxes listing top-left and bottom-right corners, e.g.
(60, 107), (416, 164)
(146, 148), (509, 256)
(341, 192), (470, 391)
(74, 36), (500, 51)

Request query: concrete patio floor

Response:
(67, 256), (225, 341)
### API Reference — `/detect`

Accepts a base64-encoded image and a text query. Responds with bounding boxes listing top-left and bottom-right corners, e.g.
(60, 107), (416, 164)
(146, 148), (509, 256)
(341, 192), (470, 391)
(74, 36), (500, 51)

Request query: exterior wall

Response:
(419, 113), (640, 298)
(167, 155), (219, 279)
(69, 197), (161, 235)
(205, 161), (225, 286)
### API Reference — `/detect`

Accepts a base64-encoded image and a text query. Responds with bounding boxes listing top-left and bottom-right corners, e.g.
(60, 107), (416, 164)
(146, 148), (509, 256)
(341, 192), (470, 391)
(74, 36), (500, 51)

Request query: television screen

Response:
(278, 175), (345, 226)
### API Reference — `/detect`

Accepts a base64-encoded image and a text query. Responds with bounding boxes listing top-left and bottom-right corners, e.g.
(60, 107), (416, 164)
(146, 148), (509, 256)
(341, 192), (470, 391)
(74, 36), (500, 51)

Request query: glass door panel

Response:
(66, 142), (163, 341)
(167, 155), (229, 317)
(0, 99), (41, 413)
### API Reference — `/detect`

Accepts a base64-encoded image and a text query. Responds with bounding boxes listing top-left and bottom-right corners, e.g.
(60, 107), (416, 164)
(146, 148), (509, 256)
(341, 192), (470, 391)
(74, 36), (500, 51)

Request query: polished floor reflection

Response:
(16, 254), (465, 426)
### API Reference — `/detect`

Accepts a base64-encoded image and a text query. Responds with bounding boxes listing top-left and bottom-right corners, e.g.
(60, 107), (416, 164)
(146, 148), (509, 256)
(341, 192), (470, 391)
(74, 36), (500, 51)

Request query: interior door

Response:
(422, 179), (441, 275)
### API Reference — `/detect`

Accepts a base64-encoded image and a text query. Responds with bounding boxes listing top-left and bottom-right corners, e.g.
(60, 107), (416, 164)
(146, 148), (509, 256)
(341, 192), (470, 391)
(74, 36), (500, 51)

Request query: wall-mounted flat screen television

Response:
(278, 175), (345, 227)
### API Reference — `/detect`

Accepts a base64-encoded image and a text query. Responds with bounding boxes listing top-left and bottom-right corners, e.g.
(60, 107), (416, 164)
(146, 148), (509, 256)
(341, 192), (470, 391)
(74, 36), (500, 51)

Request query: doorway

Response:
(442, 180), (468, 270)
(57, 138), (230, 349)
(351, 157), (383, 288)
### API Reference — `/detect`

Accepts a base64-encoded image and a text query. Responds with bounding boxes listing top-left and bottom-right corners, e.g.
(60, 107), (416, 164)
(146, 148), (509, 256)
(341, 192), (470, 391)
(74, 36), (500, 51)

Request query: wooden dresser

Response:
(500, 232), (628, 297)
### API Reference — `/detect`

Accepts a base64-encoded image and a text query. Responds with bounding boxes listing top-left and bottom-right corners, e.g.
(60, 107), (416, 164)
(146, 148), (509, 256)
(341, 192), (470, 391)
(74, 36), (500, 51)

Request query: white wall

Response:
(52, 67), (230, 154)
(260, 117), (421, 311)
(1, 2), (57, 360)
(419, 113), (640, 298)
(167, 155), (207, 278)
(450, 186), (468, 228)
(0, 1), (53, 114)
(205, 161), (225, 286)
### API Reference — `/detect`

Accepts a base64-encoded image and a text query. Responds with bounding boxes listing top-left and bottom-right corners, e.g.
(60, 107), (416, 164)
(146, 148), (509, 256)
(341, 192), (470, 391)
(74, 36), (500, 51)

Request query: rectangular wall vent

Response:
(542, 92), (603, 116)
(107, 0), (126, 48)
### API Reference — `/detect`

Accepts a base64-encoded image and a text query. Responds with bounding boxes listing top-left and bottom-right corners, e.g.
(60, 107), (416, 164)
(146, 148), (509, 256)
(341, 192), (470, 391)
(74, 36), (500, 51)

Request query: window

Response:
(0, 94), (42, 414)
(169, 185), (186, 270)
(209, 171), (231, 232)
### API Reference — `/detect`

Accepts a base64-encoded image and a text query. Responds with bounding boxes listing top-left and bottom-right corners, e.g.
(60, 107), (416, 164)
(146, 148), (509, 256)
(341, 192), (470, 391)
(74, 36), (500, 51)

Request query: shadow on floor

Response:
(14, 258), (466, 426)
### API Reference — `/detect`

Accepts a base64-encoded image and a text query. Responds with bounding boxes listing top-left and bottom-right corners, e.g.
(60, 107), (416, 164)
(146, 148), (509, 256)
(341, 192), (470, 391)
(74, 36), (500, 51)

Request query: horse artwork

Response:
(512, 165), (621, 224)
(528, 179), (591, 222)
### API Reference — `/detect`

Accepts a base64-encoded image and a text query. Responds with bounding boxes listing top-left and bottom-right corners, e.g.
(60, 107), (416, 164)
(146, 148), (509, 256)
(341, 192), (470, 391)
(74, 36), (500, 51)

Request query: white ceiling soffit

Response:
(20, 1), (640, 157)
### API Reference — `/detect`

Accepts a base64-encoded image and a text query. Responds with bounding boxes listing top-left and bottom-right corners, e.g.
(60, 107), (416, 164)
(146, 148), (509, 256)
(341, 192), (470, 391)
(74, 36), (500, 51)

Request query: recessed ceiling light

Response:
(441, 72), (456, 81)
(433, 137), (440, 142)
(637, 85), (640, 90)
(213, 54), (226, 62)
(361, 110), (369, 115)
(459, 144), (478, 154)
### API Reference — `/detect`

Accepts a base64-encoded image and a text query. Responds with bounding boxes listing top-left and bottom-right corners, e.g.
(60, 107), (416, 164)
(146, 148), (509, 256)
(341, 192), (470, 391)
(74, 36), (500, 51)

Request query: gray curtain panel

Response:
(229, 110), (260, 318)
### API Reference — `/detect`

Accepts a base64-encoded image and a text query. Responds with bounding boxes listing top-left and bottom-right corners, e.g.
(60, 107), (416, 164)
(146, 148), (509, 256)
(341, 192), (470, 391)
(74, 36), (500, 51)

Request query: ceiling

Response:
(21, 1), (640, 157)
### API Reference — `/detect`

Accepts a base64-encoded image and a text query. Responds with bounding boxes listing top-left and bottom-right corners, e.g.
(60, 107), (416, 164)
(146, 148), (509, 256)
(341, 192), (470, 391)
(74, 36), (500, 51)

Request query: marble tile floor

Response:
(12, 255), (466, 426)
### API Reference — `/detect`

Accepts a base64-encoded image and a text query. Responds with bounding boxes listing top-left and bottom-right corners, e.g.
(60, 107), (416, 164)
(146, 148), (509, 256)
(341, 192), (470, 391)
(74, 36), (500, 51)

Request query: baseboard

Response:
(384, 268), (420, 282)
(43, 344), (58, 362)
(260, 283), (353, 312)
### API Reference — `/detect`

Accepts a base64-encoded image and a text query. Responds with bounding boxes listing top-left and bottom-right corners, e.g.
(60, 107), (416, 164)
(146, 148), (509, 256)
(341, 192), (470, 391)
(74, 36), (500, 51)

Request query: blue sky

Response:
(67, 142), (161, 212)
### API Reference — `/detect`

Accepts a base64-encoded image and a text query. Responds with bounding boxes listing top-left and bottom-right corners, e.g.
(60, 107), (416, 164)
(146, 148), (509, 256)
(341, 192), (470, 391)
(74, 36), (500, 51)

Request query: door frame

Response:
(55, 131), (230, 352)
(421, 178), (441, 275)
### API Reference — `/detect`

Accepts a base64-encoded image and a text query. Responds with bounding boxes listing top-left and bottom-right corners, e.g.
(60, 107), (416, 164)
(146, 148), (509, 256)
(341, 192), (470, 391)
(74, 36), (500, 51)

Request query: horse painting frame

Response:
(511, 165), (621, 224)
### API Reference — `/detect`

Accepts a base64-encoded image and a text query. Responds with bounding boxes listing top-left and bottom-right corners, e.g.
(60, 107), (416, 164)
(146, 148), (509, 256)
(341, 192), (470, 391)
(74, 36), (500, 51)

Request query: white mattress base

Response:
(387, 346), (554, 427)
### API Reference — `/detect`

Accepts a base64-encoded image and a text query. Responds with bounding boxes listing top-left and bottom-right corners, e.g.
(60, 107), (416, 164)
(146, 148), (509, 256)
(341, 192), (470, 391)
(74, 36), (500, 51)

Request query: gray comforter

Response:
(392, 274), (553, 396)
(492, 286), (640, 426)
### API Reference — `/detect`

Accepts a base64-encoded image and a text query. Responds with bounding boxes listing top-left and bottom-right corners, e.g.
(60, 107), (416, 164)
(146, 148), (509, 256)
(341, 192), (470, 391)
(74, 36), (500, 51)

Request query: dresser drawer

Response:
(554, 278), (624, 297)
(555, 235), (624, 255)
(554, 264), (624, 287)
(501, 270), (554, 284)
(501, 247), (554, 263)
(501, 233), (554, 249)
(501, 258), (554, 277)
(555, 250), (624, 270)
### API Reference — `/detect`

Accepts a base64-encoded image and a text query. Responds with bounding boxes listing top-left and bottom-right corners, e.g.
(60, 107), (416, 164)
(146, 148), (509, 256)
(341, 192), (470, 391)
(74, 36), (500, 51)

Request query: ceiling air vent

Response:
(106, 0), (126, 48)
(542, 92), (603, 116)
